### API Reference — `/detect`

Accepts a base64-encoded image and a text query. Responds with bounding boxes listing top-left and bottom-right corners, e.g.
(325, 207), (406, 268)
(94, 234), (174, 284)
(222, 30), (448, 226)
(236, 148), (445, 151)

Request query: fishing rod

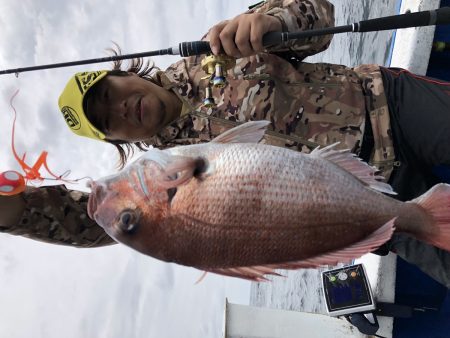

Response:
(1, 6), (449, 76)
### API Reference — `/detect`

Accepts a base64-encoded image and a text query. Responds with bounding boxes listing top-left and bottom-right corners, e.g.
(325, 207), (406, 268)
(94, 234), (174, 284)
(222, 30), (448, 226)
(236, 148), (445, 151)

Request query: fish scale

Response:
(171, 144), (390, 229)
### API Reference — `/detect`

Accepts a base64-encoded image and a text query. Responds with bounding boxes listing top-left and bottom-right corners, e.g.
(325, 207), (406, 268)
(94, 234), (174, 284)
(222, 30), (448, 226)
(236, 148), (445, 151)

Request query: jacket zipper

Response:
(191, 111), (320, 148)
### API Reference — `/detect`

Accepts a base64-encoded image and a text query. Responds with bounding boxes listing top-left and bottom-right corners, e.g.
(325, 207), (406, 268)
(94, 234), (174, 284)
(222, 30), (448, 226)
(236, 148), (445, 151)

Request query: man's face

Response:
(85, 73), (181, 142)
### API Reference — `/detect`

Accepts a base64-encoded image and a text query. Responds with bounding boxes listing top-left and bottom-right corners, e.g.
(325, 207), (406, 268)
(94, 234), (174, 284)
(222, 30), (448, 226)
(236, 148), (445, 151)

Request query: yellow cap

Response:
(58, 71), (109, 141)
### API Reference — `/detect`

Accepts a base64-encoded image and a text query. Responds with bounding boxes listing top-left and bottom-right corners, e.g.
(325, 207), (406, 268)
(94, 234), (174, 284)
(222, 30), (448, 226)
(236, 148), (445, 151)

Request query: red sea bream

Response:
(87, 121), (450, 281)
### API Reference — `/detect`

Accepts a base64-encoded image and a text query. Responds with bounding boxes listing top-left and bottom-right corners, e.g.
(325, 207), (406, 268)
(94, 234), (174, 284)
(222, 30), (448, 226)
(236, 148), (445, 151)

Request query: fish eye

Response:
(116, 209), (140, 234)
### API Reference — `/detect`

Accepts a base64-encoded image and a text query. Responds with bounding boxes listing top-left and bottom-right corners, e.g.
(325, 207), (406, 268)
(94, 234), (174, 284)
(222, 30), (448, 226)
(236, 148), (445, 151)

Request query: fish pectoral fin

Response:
(156, 156), (204, 189)
(310, 143), (396, 195)
(211, 120), (270, 144)
(140, 148), (205, 188)
(205, 266), (284, 282)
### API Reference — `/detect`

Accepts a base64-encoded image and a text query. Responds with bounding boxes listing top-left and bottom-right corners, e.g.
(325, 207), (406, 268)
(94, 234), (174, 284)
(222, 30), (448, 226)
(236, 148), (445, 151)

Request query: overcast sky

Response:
(0, 1), (256, 337)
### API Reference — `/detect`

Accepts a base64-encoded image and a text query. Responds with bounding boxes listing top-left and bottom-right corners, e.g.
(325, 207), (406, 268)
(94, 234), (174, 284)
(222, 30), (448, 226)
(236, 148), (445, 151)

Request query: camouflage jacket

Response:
(2, 186), (115, 248)
(152, 0), (395, 174)
(2, 0), (394, 247)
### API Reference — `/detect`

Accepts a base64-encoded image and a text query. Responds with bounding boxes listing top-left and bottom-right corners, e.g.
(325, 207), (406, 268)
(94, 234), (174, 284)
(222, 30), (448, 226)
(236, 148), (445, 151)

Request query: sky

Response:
(0, 1), (256, 337)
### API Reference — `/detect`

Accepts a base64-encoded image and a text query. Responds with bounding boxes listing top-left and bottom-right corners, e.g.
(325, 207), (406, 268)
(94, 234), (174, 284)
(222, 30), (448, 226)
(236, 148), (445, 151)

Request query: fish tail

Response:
(411, 183), (450, 251)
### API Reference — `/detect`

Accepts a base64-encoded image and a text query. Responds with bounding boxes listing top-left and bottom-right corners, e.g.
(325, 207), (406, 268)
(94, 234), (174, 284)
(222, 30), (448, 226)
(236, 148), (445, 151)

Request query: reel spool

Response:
(201, 54), (236, 107)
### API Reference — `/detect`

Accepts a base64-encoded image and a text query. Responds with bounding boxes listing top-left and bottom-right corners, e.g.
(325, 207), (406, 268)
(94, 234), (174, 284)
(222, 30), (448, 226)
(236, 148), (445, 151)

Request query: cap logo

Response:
(61, 106), (81, 130)
(75, 71), (104, 94)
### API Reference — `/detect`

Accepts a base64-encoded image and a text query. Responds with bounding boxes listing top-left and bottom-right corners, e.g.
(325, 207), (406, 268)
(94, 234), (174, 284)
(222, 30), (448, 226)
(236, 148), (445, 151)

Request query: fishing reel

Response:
(201, 54), (236, 108)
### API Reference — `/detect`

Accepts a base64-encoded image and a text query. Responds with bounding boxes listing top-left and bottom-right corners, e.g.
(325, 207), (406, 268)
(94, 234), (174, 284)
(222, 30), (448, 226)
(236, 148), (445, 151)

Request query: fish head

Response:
(87, 159), (171, 250)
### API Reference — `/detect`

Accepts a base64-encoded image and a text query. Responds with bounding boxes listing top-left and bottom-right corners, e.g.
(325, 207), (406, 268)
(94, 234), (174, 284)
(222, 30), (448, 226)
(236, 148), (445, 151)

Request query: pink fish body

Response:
(88, 121), (450, 281)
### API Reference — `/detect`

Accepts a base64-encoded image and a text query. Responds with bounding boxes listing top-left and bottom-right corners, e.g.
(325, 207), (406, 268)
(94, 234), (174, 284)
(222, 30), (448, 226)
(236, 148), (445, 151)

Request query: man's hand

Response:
(207, 13), (282, 58)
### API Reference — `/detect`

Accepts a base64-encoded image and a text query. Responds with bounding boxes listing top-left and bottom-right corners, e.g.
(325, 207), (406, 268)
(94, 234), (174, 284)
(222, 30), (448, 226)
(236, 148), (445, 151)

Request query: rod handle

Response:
(262, 31), (284, 45)
(437, 6), (450, 25)
(177, 35), (285, 56)
(178, 41), (212, 57)
(357, 7), (450, 32)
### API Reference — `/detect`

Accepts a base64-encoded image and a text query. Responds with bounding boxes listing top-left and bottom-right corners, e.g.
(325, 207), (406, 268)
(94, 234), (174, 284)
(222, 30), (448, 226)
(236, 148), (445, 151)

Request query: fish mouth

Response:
(87, 181), (107, 221)
(87, 193), (97, 220)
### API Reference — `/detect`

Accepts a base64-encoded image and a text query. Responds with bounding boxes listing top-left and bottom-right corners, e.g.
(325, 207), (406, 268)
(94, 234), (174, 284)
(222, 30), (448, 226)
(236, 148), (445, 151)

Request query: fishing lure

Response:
(0, 90), (80, 196)
(0, 170), (25, 195)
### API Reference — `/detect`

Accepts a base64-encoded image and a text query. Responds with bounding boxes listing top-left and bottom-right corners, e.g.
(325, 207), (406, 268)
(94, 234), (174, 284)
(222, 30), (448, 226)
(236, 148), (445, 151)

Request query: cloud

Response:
(0, 2), (255, 337)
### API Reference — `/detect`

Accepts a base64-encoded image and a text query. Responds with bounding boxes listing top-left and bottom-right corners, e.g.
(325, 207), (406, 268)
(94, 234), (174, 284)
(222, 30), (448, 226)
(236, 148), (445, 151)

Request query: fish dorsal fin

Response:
(206, 218), (395, 281)
(310, 143), (396, 195)
(211, 120), (270, 144)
